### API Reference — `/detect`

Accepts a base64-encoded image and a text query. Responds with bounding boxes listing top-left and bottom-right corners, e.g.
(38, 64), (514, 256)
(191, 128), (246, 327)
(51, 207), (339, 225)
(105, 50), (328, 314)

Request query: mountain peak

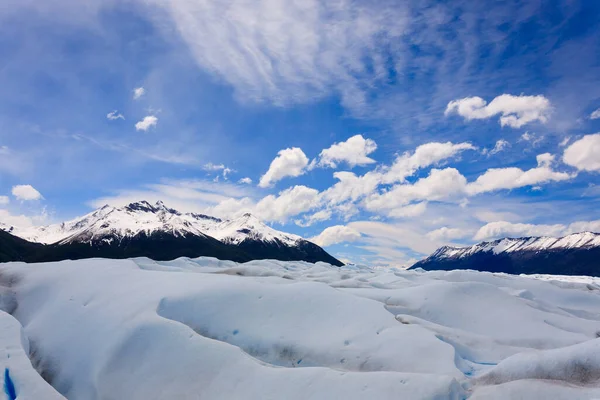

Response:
(125, 200), (157, 213)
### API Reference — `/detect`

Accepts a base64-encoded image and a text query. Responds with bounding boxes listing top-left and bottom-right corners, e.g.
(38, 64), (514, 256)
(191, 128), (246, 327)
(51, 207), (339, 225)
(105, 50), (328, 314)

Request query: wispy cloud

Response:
(106, 110), (125, 120)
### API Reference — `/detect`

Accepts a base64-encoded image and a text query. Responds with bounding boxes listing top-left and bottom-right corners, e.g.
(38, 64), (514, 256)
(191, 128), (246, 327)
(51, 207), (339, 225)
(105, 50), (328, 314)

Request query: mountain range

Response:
(412, 232), (600, 276)
(0, 201), (343, 266)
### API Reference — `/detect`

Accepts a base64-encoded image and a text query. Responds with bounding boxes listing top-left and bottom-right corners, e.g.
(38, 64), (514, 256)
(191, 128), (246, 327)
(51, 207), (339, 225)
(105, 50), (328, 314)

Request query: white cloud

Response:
(157, 0), (407, 111)
(519, 131), (544, 146)
(0, 196), (9, 206)
(254, 185), (320, 223)
(382, 141), (476, 184)
(321, 171), (382, 205)
(203, 163), (226, 171)
(563, 133), (600, 172)
(474, 221), (565, 241)
(0, 209), (36, 230)
(316, 134), (377, 168)
(259, 147), (309, 188)
(106, 110), (124, 120)
(365, 168), (468, 212)
(426, 227), (469, 241)
(89, 179), (257, 216)
(348, 220), (440, 256)
(222, 168), (233, 179)
(208, 197), (255, 219)
(536, 153), (554, 167)
(466, 155), (572, 195)
(12, 185), (43, 201)
(135, 115), (158, 131)
(387, 202), (427, 218)
(473, 219), (600, 241)
(203, 163), (234, 179)
(484, 139), (510, 156)
(310, 225), (361, 247)
(590, 108), (600, 120)
(559, 137), (571, 147)
(445, 94), (551, 128)
(567, 220), (600, 233)
(295, 209), (332, 227)
(133, 87), (145, 99)
(238, 177), (253, 184)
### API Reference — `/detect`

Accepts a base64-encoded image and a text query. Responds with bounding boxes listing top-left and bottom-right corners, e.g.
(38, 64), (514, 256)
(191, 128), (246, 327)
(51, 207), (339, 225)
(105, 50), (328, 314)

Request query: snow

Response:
(1, 258), (600, 399)
(1, 201), (303, 247)
(431, 231), (600, 260)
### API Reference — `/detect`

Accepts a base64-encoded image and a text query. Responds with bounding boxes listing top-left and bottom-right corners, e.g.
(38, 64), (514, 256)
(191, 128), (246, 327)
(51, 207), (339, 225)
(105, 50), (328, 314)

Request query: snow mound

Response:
(1, 258), (600, 399)
(475, 338), (600, 385)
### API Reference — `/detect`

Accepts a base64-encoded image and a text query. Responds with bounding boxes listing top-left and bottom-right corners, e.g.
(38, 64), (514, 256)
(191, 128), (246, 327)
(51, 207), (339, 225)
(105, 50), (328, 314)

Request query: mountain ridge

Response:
(412, 231), (600, 276)
(0, 201), (342, 266)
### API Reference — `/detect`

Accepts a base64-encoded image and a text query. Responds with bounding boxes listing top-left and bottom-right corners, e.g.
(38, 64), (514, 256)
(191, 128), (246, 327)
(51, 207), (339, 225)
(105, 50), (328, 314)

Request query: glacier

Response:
(1, 258), (600, 399)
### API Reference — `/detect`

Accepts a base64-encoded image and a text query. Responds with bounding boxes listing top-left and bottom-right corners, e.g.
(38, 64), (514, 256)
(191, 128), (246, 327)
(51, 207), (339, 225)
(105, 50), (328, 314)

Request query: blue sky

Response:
(1, 0), (600, 266)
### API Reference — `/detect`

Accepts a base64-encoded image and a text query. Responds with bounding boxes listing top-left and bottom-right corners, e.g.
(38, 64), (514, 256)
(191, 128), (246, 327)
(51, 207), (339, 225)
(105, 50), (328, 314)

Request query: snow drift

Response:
(1, 258), (600, 399)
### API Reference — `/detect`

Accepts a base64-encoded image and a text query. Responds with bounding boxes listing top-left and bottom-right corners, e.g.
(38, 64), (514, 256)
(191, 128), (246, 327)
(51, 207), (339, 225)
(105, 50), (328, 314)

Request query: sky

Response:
(1, 0), (600, 267)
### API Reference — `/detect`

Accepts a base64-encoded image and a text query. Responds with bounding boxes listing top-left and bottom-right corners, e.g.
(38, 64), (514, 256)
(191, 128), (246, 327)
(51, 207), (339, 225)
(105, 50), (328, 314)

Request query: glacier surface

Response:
(1, 258), (600, 399)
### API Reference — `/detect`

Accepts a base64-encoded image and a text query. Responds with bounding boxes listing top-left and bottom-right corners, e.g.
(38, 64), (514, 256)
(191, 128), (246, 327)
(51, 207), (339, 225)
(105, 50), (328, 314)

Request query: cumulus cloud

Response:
(254, 185), (319, 223)
(135, 115), (158, 131)
(238, 177), (252, 184)
(466, 154), (572, 195)
(365, 168), (468, 212)
(0, 196), (9, 205)
(133, 87), (145, 99)
(310, 225), (361, 247)
(590, 108), (600, 120)
(426, 227), (469, 241)
(106, 110), (124, 120)
(321, 171), (382, 205)
(12, 185), (43, 201)
(445, 94), (551, 128)
(474, 219), (600, 241)
(563, 133), (600, 172)
(259, 147), (309, 188)
(382, 141), (476, 184)
(316, 134), (377, 168)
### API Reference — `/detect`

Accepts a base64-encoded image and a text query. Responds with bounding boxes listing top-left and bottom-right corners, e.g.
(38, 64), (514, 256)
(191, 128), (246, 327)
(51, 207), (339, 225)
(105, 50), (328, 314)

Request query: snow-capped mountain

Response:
(0, 201), (342, 266)
(412, 232), (600, 276)
(5, 201), (300, 246)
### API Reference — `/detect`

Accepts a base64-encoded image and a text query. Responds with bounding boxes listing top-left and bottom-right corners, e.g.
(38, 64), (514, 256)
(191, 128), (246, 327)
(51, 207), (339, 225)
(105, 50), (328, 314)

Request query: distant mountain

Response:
(411, 232), (600, 276)
(0, 201), (343, 266)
